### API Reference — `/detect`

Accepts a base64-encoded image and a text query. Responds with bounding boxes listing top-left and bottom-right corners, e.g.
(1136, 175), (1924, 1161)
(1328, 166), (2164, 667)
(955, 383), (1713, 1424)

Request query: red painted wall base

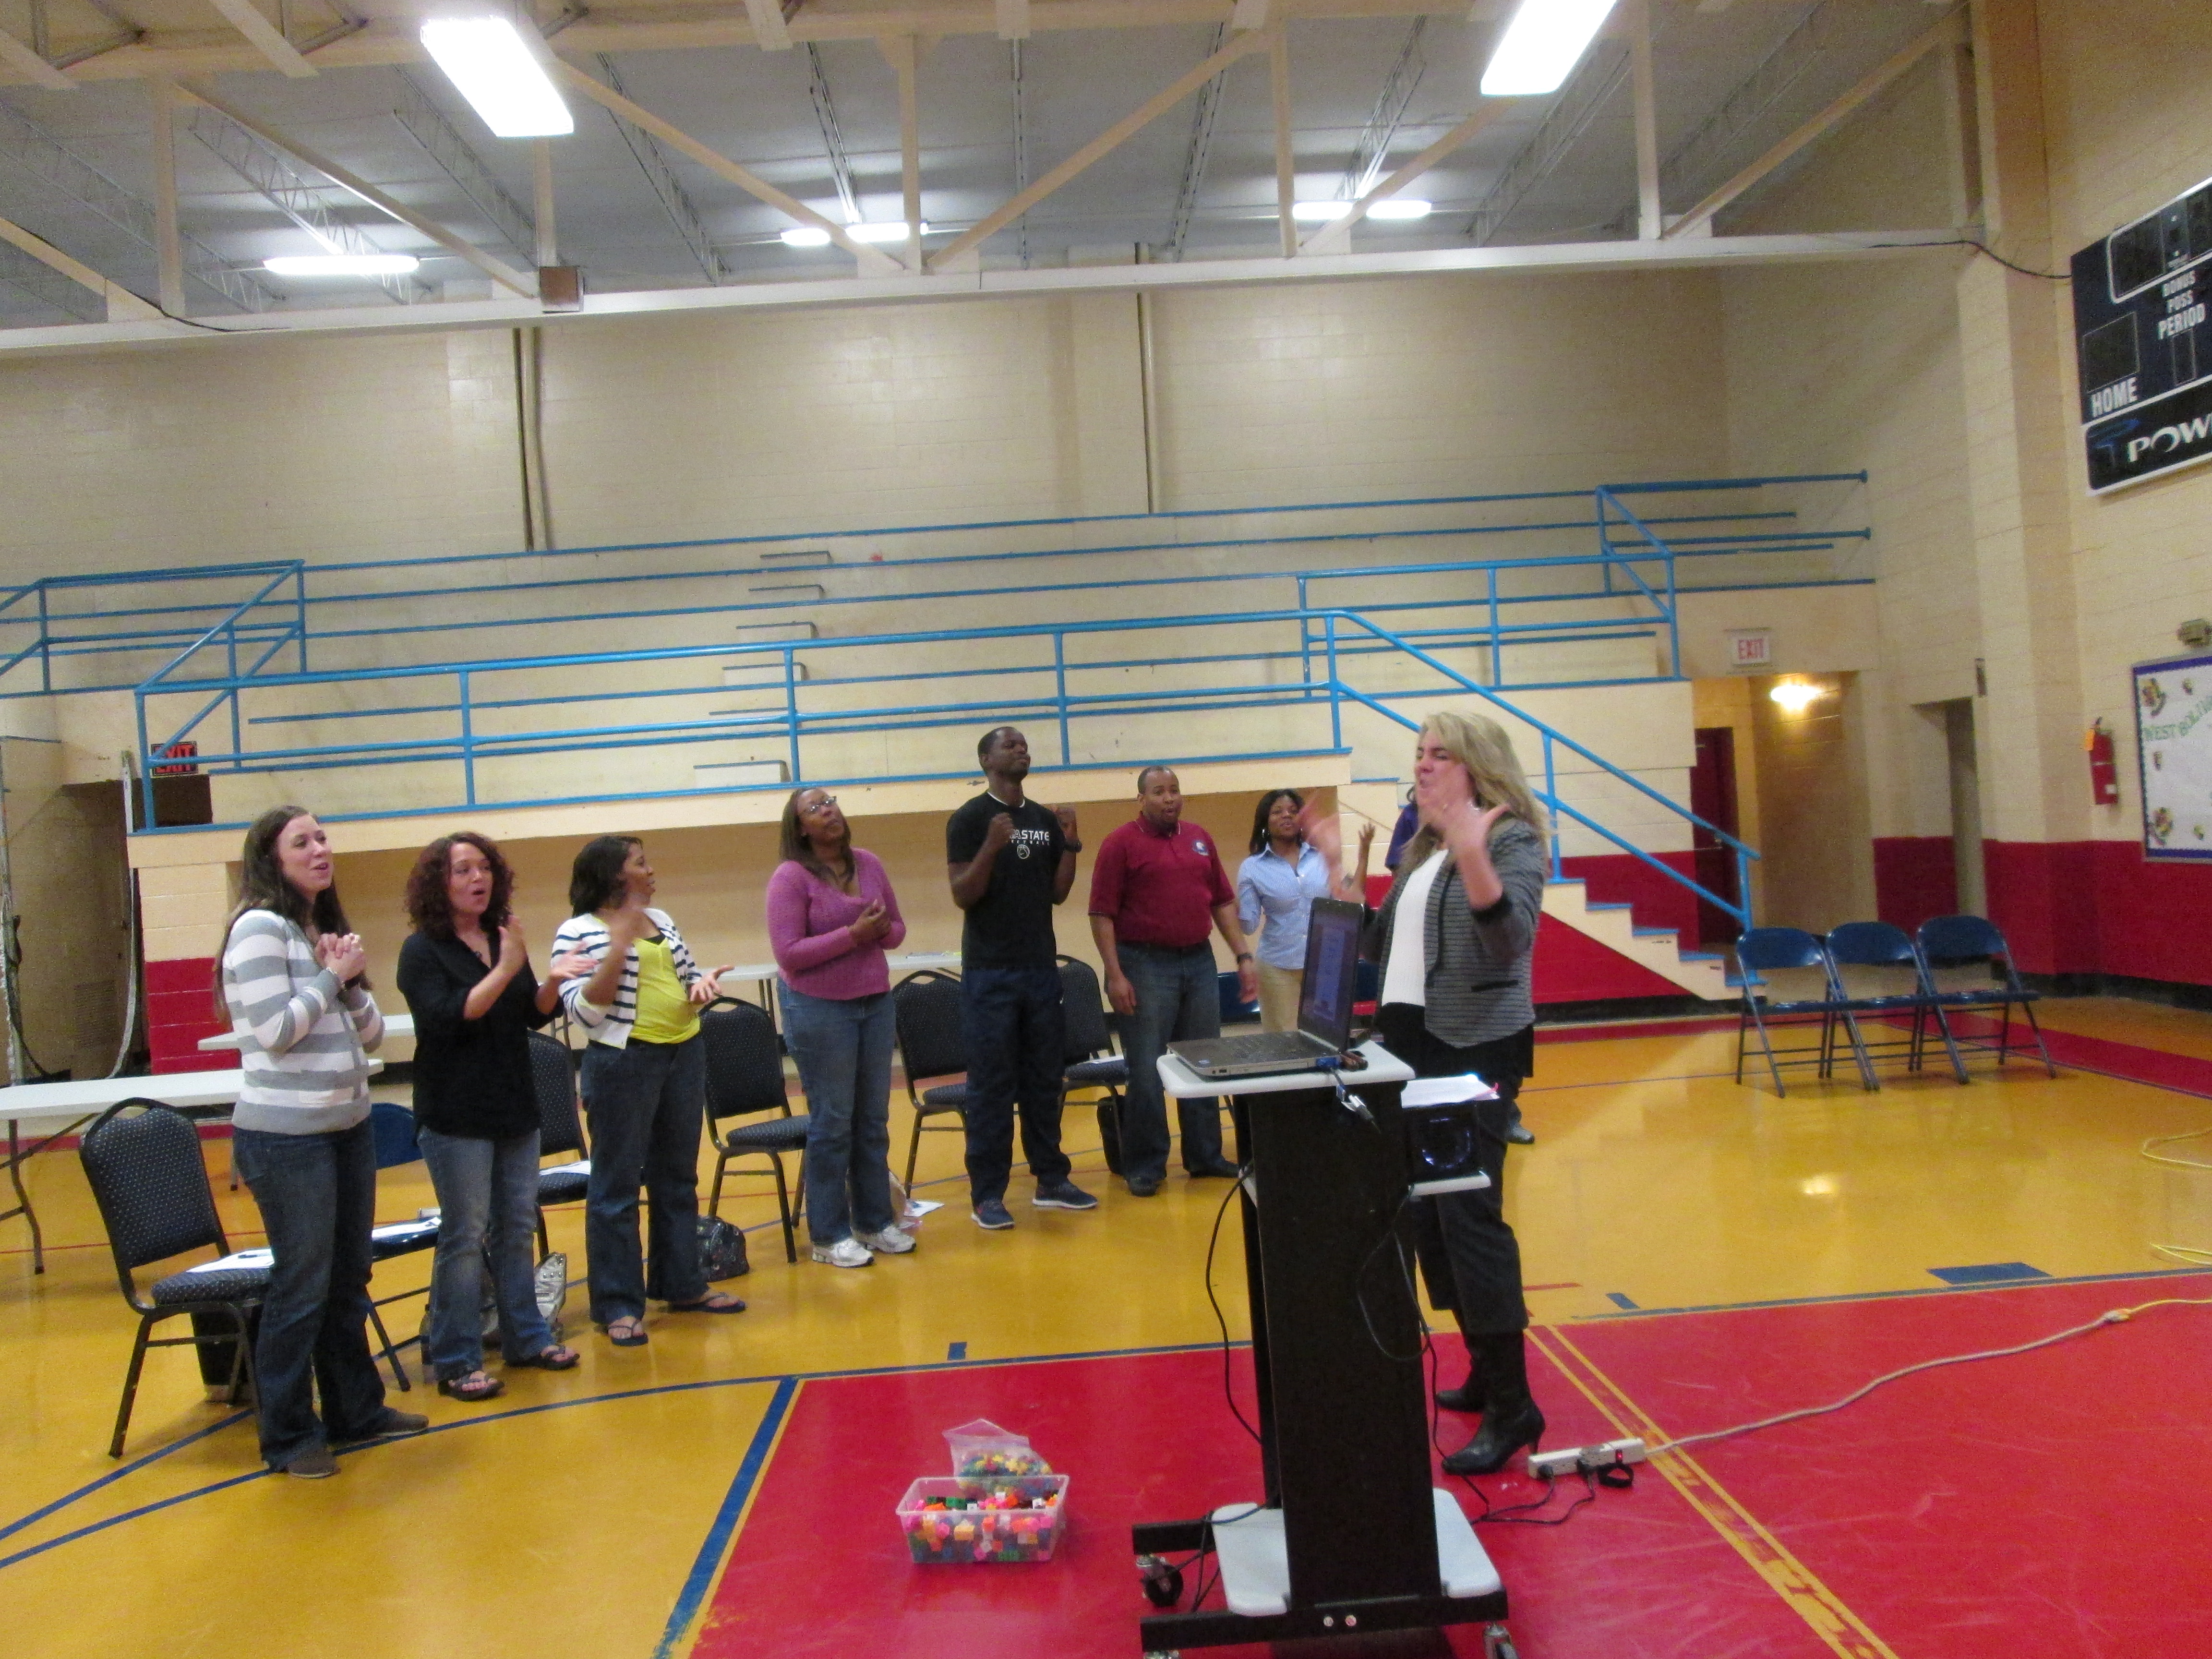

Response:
(1984, 839), (2212, 986)
(144, 956), (230, 1074)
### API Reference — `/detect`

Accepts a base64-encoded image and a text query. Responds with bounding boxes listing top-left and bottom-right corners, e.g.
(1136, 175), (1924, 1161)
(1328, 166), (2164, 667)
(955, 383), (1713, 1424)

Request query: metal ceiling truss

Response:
(0, 237), (103, 321)
(805, 41), (863, 227)
(1465, 37), (1631, 245)
(1338, 16), (1425, 202)
(0, 96), (274, 312)
(1162, 22), (1226, 263)
(187, 105), (421, 302)
(1008, 38), (1031, 267)
(590, 54), (733, 284)
(1659, 0), (1841, 206)
(391, 69), (537, 264)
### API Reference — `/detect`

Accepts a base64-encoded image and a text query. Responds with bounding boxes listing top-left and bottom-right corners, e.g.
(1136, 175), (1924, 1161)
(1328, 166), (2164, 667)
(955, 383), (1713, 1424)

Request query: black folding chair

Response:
(700, 998), (810, 1263)
(1825, 921), (1968, 1085)
(528, 1030), (591, 1261)
(1057, 955), (1129, 1177)
(78, 1100), (266, 1458)
(1916, 914), (2057, 1077)
(363, 1099), (435, 1391)
(1734, 927), (1876, 1095)
(892, 970), (967, 1192)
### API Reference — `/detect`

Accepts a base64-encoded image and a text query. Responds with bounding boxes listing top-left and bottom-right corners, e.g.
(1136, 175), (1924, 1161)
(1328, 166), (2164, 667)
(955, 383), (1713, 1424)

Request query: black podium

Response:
(1131, 1043), (1508, 1655)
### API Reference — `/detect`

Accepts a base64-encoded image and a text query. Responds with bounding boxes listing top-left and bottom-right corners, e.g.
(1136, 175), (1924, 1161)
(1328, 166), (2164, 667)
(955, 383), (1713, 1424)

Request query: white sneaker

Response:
(810, 1237), (875, 1268)
(858, 1227), (916, 1255)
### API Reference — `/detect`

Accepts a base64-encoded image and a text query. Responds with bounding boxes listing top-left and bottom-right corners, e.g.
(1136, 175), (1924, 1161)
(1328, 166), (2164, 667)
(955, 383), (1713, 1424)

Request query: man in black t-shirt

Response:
(945, 726), (1096, 1228)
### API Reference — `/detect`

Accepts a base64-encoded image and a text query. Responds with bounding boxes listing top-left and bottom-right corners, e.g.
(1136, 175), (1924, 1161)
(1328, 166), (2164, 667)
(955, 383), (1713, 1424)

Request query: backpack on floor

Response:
(698, 1215), (750, 1282)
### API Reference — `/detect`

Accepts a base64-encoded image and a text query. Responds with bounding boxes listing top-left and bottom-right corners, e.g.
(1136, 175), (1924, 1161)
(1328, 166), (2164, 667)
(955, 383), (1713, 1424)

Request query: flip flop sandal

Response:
(667, 1293), (747, 1315)
(599, 1317), (649, 1347)
(437, 1371), (505, 1402)
(509, 1345), (581, 1371)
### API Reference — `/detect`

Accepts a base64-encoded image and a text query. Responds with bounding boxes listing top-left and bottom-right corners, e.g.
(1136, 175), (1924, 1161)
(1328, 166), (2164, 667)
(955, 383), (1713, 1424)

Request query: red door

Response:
(1690, 727), (1743, 945)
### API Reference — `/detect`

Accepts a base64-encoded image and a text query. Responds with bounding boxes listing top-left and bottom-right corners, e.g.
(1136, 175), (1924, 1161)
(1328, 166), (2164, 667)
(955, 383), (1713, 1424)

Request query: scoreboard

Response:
(2072, 175), (2212, 493)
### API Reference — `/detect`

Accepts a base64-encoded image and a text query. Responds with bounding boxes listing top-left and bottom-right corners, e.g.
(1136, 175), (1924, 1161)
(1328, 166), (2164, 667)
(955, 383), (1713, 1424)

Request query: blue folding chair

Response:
(1825, 922), (1967, 1085)
(1915, 914), (2056, 1077)
(1734, 927), (1876, 1095)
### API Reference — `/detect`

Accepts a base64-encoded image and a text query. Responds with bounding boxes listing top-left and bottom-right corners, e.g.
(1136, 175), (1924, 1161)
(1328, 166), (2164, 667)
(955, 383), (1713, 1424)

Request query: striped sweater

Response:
(550, 907), (706, 1048)
(1367, 819), (1547, 1049)
(222, 910), (385, 1134)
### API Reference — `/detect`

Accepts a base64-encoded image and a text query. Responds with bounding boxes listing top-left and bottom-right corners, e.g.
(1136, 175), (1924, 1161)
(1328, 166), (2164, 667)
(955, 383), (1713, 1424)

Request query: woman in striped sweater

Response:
(221, 805), (424, 1479)
(551, 836), (743, 1347)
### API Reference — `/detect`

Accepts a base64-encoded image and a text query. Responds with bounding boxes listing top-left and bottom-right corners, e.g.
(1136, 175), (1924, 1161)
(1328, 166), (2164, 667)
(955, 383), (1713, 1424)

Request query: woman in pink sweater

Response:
(766, 788), (912, 1268)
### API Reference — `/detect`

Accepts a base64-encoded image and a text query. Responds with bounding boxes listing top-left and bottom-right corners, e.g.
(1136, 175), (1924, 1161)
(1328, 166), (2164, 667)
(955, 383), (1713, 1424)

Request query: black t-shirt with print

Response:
(945, 792), (1066, 969)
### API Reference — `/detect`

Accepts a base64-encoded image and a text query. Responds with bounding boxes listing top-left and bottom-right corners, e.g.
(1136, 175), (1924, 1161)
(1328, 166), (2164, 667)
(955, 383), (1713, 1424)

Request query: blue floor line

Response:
(653, 1374), (799, 1659)
(0, 1407), (251, 1546)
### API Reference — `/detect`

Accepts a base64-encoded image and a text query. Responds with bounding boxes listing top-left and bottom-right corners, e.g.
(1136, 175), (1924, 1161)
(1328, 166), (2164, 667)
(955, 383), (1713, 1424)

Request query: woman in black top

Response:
(397, 833), (588, 1400)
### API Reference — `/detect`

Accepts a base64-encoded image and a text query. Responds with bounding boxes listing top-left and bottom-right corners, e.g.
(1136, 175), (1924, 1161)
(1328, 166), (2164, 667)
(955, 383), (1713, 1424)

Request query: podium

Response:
(1131, 1042), (1508, 1654)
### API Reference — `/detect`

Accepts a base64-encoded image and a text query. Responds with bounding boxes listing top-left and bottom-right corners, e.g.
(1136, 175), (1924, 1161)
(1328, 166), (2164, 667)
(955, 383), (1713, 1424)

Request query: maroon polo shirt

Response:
(1088, 815), (1234, 948)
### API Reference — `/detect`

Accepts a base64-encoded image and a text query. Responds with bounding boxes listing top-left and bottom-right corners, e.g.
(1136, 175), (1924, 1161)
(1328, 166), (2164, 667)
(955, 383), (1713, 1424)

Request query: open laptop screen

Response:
(1297, 898), (1363, 1051)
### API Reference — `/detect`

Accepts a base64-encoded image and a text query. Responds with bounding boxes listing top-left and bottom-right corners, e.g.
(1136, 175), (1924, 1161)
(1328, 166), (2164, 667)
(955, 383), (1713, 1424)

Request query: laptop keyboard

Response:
(1227, 1033), (1326, 1061)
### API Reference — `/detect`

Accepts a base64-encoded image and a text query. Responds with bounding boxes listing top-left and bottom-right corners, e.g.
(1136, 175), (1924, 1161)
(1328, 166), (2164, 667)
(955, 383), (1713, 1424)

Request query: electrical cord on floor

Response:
(1646, 1295), (2212, 1458)
(1202, 1173), (1263, 1446)
(2136, 1125), (2212, 1266)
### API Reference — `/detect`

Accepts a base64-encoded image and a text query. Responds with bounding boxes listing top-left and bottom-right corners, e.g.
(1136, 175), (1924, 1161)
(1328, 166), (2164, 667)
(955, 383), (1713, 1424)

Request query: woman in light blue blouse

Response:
(1235, 789), (1373, 1032)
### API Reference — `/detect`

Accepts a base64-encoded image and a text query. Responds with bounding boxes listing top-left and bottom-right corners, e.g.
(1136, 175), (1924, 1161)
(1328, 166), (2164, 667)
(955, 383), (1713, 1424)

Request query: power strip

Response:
(1526, 1437), (1647, 1480)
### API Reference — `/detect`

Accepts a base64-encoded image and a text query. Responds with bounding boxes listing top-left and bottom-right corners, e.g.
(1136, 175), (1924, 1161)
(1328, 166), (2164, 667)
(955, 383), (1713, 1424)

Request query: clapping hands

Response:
(316, 931), (367, 983)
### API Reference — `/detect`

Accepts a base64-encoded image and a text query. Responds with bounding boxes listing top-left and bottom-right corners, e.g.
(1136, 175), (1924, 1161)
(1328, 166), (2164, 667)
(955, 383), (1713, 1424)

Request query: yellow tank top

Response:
(629, 935), (699, 1045)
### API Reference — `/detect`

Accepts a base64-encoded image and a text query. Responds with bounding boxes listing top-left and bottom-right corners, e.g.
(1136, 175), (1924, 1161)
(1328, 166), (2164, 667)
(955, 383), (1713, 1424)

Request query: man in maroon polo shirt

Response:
(1089, 766), (1261, 1196)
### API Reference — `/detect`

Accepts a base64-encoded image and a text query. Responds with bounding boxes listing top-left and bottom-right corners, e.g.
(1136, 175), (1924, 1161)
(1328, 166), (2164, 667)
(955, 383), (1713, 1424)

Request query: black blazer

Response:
(397, 931), (554, 1140)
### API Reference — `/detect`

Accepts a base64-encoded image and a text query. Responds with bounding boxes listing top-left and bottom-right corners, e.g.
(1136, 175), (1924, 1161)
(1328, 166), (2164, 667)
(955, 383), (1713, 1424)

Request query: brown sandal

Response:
(667, 1291), (747, 1314)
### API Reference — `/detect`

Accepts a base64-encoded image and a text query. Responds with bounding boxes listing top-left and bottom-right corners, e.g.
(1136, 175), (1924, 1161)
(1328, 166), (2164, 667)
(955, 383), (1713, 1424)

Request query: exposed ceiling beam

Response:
(0, 24), (77, 91)
(180, 82), (539, 295)
(392, 70), (537, 266)
(533, 139), (559, 268)
(994, 0), (1029, 40)
(1231, 0), (1270, 28)
(1464, 37), (1626, 245)
(1339, 17), (1425, 201)
(1268, 21), (1294, 257)
(1164, 22), (1229, 262)
(148, 78), (185, 313)
(1299, 101), (1503, 254)
(204, 0), (318, 77)
(1628, 0), (1659, 239)
(0, 240), (107, 322)
(889, 34), (922, 268)
(744, 0), (794, 50)
(927, 28), (1266, 271)
(1662, 11), (1964, 238)
(554, 61), (906, 275)
(587, 54), (732, 285)
(0, 210), (161, 321)
(806, 41), (863, 226)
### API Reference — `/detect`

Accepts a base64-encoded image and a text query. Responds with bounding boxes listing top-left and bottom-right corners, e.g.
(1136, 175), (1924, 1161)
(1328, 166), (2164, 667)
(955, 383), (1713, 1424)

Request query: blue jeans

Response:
(959, 963), (1072, 1205)
(1117, 942), (1226, 1183)
(579, 1035), (708, 1324)
(232, 1118), (389, 1469)
(417, 1125), (554, 1379)
(779, 983), (896, 1246)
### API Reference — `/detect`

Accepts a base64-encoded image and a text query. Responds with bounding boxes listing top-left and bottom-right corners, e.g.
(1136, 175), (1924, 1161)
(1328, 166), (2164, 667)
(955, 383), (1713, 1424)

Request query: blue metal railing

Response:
(0, 562), (307, 695)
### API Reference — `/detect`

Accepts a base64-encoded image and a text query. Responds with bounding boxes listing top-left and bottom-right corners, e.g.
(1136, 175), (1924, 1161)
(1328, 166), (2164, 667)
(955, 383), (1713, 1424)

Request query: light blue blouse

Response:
(1235, 842), (1333, 970)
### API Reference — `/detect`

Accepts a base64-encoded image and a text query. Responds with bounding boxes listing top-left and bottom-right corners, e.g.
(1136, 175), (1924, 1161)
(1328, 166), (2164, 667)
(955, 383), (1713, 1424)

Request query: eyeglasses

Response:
(800, 795), (840, 813)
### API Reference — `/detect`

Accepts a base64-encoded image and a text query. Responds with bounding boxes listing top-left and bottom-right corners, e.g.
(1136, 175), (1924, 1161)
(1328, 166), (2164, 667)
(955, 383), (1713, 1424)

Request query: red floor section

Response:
(1563, 1274), (2212, 1659)
(694, 1344), (1843, 1659)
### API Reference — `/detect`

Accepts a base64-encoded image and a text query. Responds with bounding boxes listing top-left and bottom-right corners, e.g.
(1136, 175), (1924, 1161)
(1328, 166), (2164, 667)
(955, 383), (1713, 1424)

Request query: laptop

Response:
(1169, 897), (1363, 1079)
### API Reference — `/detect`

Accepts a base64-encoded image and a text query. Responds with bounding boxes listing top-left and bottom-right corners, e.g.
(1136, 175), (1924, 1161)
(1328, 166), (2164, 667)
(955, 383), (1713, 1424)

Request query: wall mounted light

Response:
(1767, 679), (1826, 714)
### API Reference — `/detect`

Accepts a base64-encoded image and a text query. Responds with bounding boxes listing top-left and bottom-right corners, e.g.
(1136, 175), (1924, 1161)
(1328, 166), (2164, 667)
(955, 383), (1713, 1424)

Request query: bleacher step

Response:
(695, 760), (791, 787)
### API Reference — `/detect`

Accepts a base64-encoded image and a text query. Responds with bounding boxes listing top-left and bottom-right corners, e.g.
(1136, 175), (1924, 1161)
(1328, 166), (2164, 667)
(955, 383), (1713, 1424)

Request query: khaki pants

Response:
(1256, 962), (1303, 1032)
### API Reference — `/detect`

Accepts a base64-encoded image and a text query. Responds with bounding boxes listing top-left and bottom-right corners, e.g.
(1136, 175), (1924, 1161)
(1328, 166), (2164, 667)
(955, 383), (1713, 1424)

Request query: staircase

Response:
(1541, 879), (1732, 1000)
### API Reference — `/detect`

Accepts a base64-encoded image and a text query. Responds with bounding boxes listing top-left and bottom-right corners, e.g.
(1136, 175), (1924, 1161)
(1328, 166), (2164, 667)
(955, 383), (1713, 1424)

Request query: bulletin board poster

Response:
(2135, 652), (2212, 861)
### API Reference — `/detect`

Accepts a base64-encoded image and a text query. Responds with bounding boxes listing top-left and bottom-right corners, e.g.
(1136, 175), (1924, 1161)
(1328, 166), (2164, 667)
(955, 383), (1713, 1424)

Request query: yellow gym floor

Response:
(4, 998), (2210, 1658)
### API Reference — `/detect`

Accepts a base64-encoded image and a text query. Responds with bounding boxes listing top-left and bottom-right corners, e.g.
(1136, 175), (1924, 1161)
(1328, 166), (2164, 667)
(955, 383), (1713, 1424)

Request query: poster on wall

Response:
(2072, 174), (2212, 492)
(2134, 652), (2212, 861)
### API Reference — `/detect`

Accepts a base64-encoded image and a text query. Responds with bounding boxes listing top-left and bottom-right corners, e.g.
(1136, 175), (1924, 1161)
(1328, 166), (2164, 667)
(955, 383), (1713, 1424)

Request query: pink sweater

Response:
(765, 851), (908, 1000)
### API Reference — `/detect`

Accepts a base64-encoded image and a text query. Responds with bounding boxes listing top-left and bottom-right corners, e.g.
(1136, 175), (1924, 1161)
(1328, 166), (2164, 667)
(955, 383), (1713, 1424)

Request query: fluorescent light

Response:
(264, 254), (422, 276)
(1366, 199), (1432, 221)
(846, 221), (928, 243)
(1290, 201), (1351, 222)
(1481, 0), (1619, 98)
(419, 17), (574, 138)
(780, 227), (833, 248)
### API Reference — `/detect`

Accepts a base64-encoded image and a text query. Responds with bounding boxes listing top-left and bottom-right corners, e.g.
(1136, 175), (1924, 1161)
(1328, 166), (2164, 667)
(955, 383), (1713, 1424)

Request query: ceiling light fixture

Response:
(1767, 679), (1826, 714)
(846, 222), (928, 243)
(1290, 201), (1352, 222)
(1480, 0), (1620, 98)
(419, 17), (574, 138)
(264, 253), (422, 276)
(1365, 199), (1433, 221)
(780, 227), (833, 248)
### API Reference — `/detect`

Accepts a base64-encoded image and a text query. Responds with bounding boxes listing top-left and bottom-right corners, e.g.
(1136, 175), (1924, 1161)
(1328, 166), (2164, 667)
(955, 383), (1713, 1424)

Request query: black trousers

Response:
(1377, 1004), (1531, 1336)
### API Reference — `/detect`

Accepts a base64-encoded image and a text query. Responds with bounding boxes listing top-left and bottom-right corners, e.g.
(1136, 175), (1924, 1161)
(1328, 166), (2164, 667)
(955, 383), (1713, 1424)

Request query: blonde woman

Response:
(1316, 711), (1549, 1474)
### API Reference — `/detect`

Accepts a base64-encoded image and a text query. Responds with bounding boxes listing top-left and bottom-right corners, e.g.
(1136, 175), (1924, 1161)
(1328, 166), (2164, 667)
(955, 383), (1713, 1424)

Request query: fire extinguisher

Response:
(2086, 718), (2119, 806)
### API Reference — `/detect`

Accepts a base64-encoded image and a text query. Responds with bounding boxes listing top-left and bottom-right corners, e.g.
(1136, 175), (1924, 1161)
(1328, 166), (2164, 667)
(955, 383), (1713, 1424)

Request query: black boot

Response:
(1442, 1332), (1544, 1475)
(1434, 1312), (1485, 1413)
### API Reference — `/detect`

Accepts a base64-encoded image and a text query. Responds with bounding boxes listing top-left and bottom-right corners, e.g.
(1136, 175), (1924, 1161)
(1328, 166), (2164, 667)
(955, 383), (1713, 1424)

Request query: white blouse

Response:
(1381, 850), (1447, 1009)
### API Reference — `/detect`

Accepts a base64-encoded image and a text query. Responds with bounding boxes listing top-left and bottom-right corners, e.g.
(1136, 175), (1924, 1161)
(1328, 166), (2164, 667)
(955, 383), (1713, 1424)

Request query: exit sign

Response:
(1726, 629), (1773, 671)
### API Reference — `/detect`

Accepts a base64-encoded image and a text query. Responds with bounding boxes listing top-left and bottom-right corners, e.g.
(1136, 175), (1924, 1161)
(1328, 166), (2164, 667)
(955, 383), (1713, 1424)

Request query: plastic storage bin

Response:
(897, 1476), (1069, 1563)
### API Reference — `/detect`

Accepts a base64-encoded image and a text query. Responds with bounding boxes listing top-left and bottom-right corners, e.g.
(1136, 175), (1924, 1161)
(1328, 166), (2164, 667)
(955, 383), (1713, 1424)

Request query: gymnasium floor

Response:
(3, 997), (2210, 1659)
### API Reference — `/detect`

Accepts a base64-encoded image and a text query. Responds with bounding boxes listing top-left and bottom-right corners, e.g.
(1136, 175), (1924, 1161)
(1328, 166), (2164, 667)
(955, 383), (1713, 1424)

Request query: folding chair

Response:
(527, 1030), (591, 1261)
(1057, 955), (1128, 1177)
(78, 1100), (266, 1458)
(1916, 914), (2057, 1077)
(1733, 927), (1877, 1095)
(363, 1099), (435, 1391)
(892, 970), (967, 1192)
(1825, 921), (1968, 1085)
(700, 998), (810, 1263)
